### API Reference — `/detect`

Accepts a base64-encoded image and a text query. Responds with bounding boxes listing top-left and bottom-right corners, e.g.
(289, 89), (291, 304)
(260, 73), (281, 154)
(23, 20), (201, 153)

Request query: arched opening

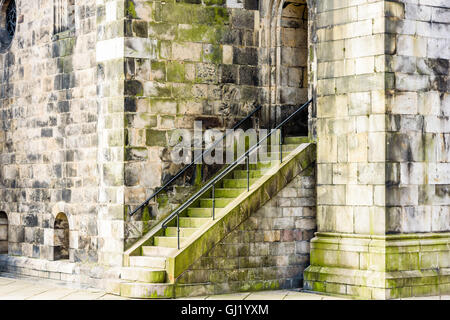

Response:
(0, 0), (17, 52)
(264, 0), (310, 135)
(54, 212), (70, 260)
(0, 211), (8, 254)
(277, 0), (308, 135)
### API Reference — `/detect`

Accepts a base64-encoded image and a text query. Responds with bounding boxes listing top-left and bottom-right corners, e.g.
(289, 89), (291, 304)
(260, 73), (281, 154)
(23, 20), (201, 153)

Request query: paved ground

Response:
(0, 274), (342, 300)
(0, 274), (449, 300)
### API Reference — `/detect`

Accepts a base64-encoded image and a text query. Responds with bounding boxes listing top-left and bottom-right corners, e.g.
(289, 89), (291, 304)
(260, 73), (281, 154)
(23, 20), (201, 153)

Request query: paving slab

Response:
(206, 292), (251, 300)
(2, 284), (54, 300)
(0, 281), (34, 295)
(0, 278), (15, 285)
(26, 287), (80, 300)
(283, 291), (325, 300)
(401, 296), (441, 300)
(178, 295), (208, 300)
(244, 290), (290, 300)
(61, 290), (107, 300)
(98, 294), (130, 300)
(320, 295), (348, 300)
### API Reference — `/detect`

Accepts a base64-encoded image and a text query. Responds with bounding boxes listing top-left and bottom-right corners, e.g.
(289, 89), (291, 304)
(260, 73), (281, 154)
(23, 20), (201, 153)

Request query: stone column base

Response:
(304, 232), (450, 299)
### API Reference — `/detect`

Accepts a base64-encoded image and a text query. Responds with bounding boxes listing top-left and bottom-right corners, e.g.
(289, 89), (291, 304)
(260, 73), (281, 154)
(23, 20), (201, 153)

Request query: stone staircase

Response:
(108, 136), (314, 298)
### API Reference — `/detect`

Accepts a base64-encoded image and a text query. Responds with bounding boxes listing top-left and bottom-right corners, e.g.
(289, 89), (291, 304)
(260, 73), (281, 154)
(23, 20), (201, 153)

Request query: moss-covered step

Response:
(154, 236), (188, 248)
(119, 282), (174, 299)
(179, 217), (210, 228)
(233, 170), (265, 179)
(264, 144), (301, 152)
(129, 256), (166, 268)
(121, 267), (166, 283)
(284, 136), (310, 144)
(165, 227), (198, 237)
(222, 178), (259, 188)
(212, 188), (246, 198)
(142, 246), (177, 257)
(247, 161), (278, 170)
(199, 198), (233, 208)
(187, 207), (216, 217)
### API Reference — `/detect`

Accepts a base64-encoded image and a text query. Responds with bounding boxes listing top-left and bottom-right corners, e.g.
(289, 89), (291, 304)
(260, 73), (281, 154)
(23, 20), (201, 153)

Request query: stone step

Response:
(142, 246), (177, 257)
(223, 178), (259, 188)
(179, 217), (210, 228)
(187, 207), (221, 218)
(247, 161), (277, 170)
(154, 236), (188, 248)
(261, 143), (299, 153)
(282, 144), (301, 151)
(165, 227), (198, 237)
(284, 136), (309, 145)
(199, 198), (233, 208)
(262, 151), (293, 158)
(129, 255), (166, 269)
(233, 170), (264, 179)
(119, 282), (174, 299)
(210, 188), (247, 198)
(121, 267), (166, 283)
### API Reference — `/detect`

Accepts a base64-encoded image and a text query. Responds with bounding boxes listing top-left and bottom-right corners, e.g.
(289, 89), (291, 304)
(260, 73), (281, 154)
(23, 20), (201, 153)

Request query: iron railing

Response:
(160, 99), (313, 249)
(128, 106), (262, 217)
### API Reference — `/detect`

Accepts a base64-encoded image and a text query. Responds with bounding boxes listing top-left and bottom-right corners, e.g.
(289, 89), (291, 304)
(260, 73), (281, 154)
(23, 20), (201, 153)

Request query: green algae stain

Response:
(127, 0), (137, 18)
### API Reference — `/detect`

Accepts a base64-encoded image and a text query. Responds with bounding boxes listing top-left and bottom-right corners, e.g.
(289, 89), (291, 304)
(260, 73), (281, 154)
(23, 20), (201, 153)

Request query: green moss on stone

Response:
(146, 129), (167, 146)
(167, 62), (185, 82)
(202, 45), (222, 64)
(127, 0), (137, 18)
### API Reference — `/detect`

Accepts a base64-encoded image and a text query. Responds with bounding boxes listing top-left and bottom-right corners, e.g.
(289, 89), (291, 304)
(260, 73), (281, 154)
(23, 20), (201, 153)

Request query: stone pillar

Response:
(304, 0), (450, 299)
(96, 0), (126, 267)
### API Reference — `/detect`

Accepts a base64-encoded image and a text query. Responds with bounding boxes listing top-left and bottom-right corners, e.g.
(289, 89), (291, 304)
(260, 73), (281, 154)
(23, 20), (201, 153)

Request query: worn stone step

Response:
(199, 198), (233, 208)
(119, 282), (174, 299)
(142, 246), (177, 257)
(129, 255), (166, 269)
(282, 144), (301, 151)
(255, 151), (293, 161)
(223, 178), (259, 188)
(233, 170), (264, 179)
(211, 188), (246, 198)
(121, 267), (166, 283)
(187, 207), (221, 218)
(154, 236), (188, 248)
(263, 144), (298, 153)
(179, 217), (210, 228)
(246, 161), (277, 170)
(284, 136), (309, 145)
(165, 227), (198, 237)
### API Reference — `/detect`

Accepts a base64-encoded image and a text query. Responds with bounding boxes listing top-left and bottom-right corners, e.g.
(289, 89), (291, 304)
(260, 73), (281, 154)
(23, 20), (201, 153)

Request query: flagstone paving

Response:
(0, 274), (449, 300)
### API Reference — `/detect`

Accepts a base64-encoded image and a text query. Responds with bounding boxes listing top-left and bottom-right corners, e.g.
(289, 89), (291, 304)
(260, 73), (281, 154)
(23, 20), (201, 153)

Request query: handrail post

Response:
(177, 215), (180, 250)
(212, 184), (215, 220)
(279, 127), (283, 163)
(246, 155), (250, 191)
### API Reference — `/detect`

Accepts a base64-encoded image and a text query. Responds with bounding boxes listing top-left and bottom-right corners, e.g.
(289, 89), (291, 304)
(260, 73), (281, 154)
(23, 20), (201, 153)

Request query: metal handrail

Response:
(129, 106), (262, 216)
(160, 99), (313, 249)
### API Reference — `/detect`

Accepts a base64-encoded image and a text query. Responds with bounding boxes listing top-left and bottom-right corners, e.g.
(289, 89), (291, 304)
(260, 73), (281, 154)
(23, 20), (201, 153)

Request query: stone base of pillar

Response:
(304, 232), (450, 299)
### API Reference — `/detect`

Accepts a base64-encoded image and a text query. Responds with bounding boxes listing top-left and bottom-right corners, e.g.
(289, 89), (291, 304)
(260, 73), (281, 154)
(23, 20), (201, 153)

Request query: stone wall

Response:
(122, 0), (265, 247)
(305, 0), (450, 299)
(313, 0), (389, 237)
(0, 0), (99, 263)
(175, 165), (316, 297)
(385, 0), (450, 234)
